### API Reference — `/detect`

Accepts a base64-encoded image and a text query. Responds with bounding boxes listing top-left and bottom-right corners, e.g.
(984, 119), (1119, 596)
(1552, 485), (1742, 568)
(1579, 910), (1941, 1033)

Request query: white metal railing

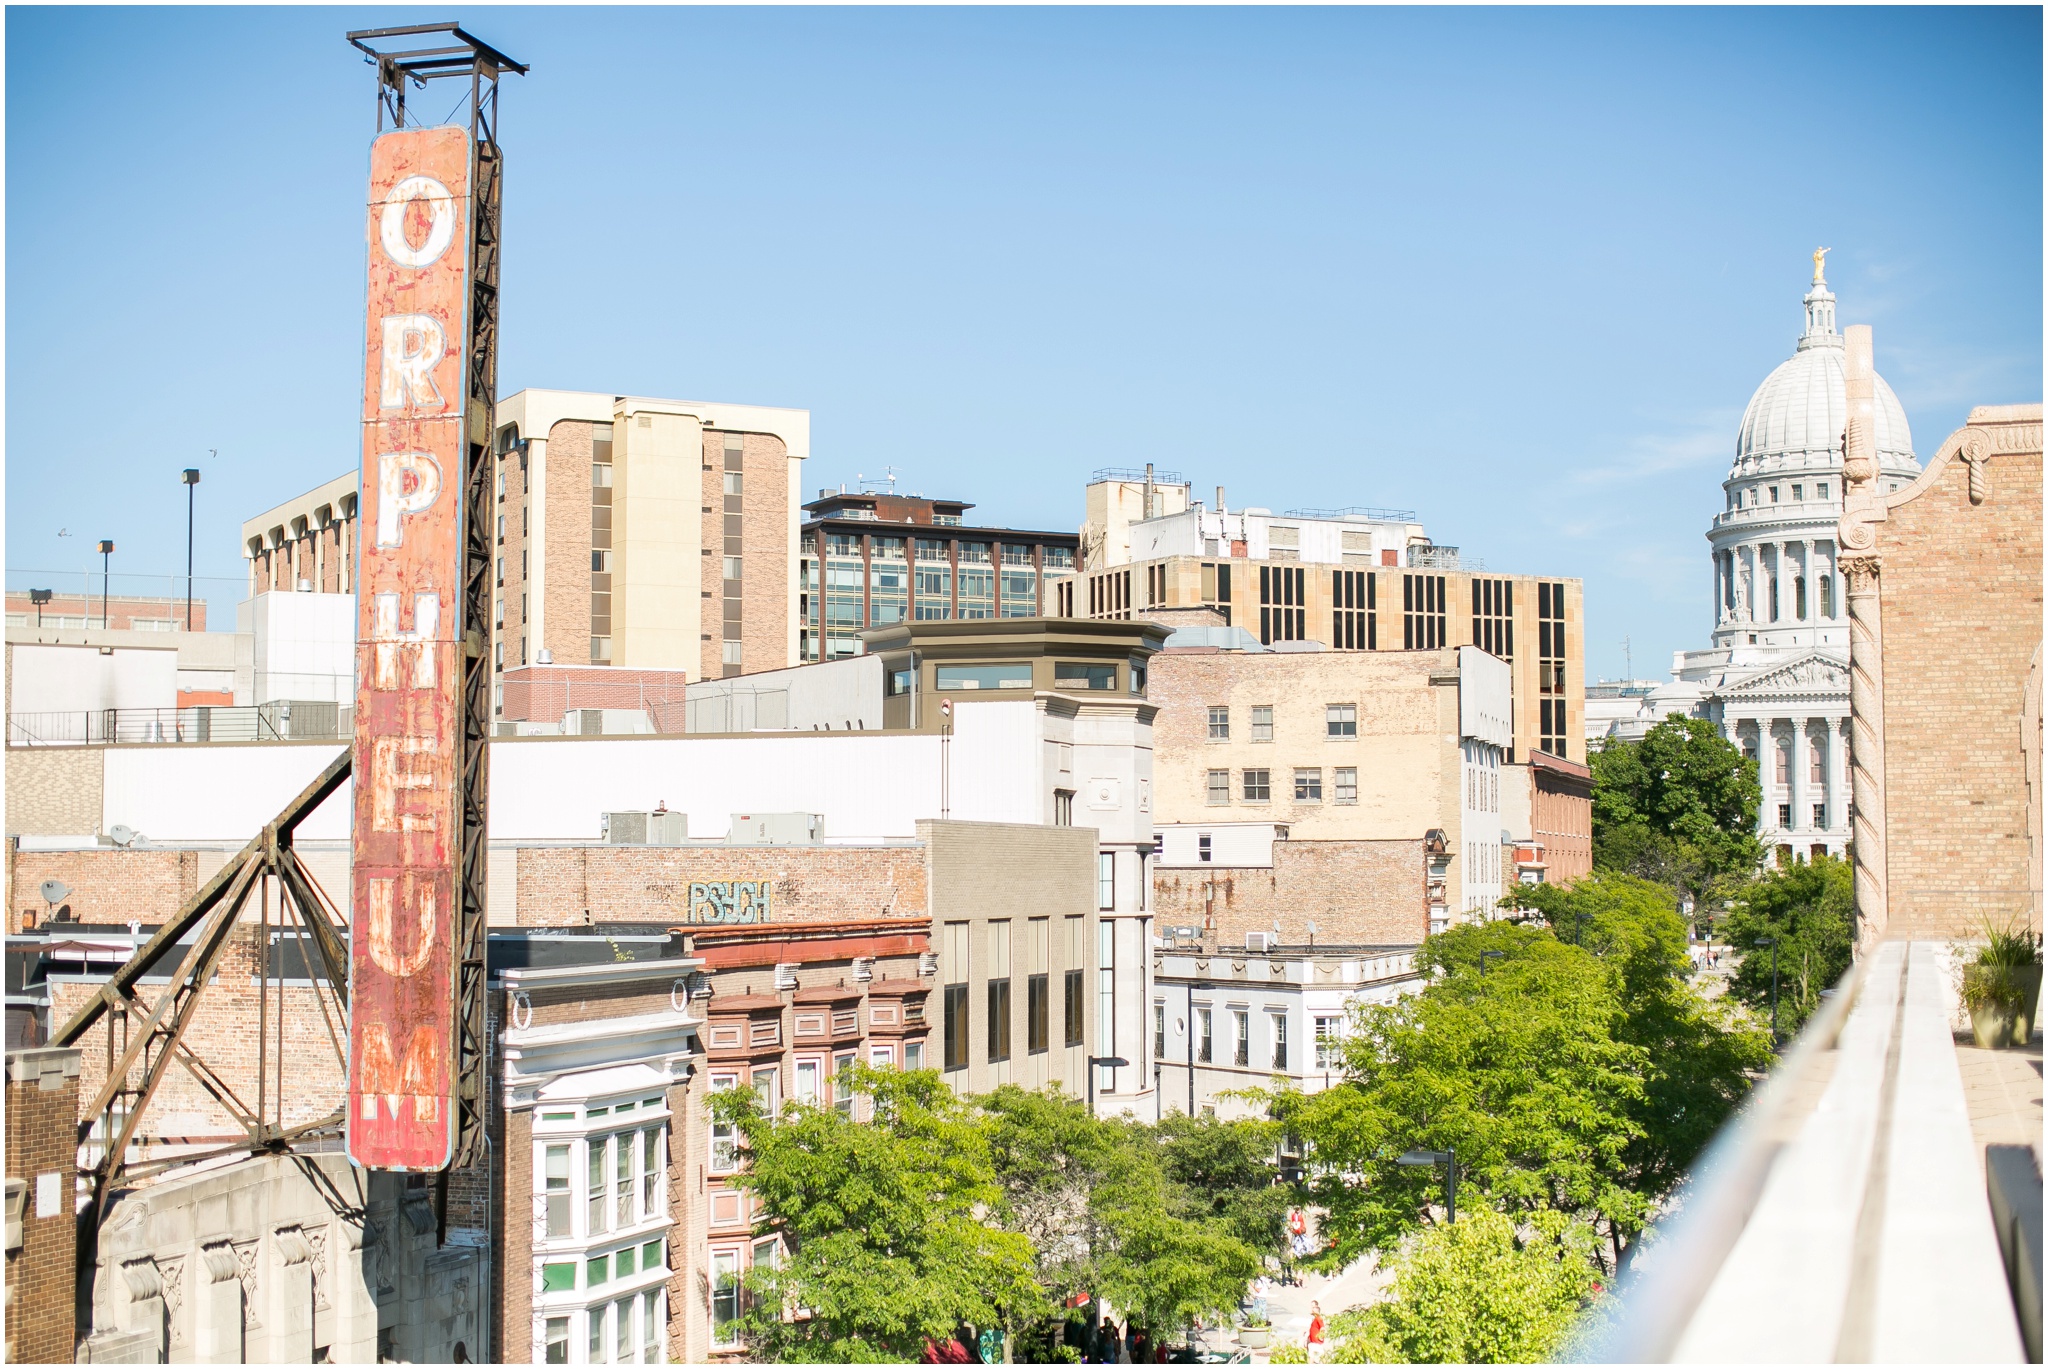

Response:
(8, 701), (351, 747)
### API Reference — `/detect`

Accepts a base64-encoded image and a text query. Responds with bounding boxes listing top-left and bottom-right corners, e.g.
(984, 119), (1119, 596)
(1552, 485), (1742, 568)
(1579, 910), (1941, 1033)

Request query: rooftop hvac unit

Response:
(602, 811), (647, 845)
(1245, 932), (1277, 953)
(567, 707), (604, 736)
(774, 963), (799, 991)
(602, 810), (689, 846)
(728, 812), (824, 845)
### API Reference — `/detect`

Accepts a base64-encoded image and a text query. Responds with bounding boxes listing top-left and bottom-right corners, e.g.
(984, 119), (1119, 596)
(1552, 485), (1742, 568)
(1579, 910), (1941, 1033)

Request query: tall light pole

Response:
(97, 540), (114, 628)
(1757, 937), (1780, 1042)
(1479, 950), (1505, 975)
(182, 469), (201, 630)
(1397, 1146), (1457, 1224)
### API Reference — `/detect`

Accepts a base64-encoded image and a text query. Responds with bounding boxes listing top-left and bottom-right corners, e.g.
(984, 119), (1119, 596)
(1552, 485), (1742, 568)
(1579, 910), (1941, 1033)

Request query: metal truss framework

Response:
(53, 752), (357, 1280)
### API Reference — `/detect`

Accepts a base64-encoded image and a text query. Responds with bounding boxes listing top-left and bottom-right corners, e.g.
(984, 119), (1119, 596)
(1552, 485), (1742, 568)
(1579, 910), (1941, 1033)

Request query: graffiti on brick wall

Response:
(687, 881), (772, 924)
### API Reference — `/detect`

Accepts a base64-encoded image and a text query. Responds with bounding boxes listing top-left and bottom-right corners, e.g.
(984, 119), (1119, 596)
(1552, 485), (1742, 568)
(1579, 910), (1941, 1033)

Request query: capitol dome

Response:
(1732, 266), (1917, 474)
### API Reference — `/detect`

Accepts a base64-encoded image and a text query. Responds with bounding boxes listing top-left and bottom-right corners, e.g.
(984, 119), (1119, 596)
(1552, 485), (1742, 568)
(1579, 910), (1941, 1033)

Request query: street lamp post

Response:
(29, 589), (51, 626)
(1757, 937), (1780, 1041)
(1397, 1147), (1458, 1224)
(1479, 950), (1505, 975)
(1087, 1055), (1128, 1118)
(182, 468), (201, 630)
(96, 540), (114, 628)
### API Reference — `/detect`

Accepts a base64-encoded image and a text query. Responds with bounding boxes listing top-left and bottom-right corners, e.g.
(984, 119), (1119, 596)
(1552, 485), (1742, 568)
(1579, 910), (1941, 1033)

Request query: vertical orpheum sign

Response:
(349, 125), (471, 1171)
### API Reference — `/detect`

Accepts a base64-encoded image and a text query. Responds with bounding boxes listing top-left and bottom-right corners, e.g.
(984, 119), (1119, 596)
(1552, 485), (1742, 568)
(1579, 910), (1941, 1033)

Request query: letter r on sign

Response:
(380, 315), (449, 411)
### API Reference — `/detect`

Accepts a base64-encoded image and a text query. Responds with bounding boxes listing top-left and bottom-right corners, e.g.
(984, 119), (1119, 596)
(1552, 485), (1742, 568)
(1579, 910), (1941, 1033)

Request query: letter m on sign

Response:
(348, 124), (471, 1172)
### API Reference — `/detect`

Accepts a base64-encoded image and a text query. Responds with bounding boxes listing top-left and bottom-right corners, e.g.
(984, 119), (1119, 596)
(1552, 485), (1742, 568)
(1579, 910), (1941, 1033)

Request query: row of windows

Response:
(537, 1122), (667, 1243)
(1154, 1004), (1290, 1070)
(541, 1288), (663, 1364)
(1206, 703), (1357, 741)
(1537, 580), (1568, 758)
(802, 534), (1071, 568)
(1728, 479), (1832, 510)
(1207, 767), (1358, 806)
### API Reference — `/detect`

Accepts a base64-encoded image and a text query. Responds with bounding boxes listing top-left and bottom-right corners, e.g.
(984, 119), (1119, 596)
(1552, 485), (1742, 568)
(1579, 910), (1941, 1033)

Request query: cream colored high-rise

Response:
(491, 390), (810, 696)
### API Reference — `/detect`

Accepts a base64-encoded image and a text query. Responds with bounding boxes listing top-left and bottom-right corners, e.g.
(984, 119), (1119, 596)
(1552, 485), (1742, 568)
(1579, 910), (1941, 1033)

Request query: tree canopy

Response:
(1329, 1209), (1607, 1364)
(1589, 716), (1762, 910)
(710, 1065), (1039, 1362)
(1719, 852), (1855, 1035)
(1278, 896), (1769, 1273)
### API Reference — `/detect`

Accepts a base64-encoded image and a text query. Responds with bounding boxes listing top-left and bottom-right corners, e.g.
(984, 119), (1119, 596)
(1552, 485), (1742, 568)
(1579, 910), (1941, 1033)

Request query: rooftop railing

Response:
(7, 701), (350, 747)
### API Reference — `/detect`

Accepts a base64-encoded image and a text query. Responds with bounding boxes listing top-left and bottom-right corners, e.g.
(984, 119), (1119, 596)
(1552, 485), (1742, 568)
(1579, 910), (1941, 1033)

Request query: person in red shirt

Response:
(1307, 1300), (1327, 1352)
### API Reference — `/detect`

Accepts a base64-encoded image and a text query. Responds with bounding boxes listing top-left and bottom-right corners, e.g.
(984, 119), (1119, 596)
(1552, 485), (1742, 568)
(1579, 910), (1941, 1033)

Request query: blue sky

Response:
(7, 6), (2040, 677)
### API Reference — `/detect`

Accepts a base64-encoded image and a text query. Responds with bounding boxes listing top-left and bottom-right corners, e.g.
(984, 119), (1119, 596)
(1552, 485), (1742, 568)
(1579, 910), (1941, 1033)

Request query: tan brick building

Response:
(1846, 401), (2043, 940)
(493, 389), (809, 688)
(243, 472), (360, 597)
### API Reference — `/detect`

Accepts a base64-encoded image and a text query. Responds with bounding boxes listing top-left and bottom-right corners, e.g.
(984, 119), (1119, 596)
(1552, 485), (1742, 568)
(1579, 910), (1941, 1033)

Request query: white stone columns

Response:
(1791, 716), (1808, 837)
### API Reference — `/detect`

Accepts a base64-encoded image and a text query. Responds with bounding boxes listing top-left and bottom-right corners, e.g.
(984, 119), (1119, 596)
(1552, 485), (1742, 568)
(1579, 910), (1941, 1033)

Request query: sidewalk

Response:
(1242, 1256), (1390, 1361)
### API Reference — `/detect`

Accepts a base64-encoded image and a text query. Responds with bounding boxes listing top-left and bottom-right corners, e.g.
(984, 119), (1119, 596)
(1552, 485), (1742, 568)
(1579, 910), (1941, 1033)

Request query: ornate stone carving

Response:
(1961, 427), (1991, 505)
(161, 1256), (186, 1346)
(235, 1240), (262, 1329)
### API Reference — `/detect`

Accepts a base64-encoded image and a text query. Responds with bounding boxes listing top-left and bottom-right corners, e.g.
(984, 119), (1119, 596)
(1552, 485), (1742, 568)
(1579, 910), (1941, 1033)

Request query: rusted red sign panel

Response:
(348, 125), (470, 1172)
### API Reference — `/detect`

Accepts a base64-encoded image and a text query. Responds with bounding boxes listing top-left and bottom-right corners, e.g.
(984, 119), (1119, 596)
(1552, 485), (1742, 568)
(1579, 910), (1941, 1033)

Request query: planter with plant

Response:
(1237, 1312), (1272, 1349)
(1959, 921), (2043, 1049)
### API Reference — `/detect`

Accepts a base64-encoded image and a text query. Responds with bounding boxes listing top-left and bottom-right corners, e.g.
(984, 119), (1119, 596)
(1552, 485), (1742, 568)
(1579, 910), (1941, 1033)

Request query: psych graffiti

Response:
(688, 881), (773, 924)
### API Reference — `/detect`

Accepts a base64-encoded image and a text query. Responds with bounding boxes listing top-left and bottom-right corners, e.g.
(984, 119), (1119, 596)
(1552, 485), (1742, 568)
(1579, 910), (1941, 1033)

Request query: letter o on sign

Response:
(380, 175), (457, 269)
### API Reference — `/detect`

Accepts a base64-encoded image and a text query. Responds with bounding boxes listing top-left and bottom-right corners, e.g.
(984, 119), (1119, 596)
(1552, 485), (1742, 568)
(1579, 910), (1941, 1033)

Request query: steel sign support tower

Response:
(343, 22), (524, 1175)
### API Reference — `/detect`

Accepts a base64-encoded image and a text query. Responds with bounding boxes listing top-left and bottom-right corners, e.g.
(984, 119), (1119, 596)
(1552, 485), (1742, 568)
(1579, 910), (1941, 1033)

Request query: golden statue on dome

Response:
(1812, 245), (1831, 285)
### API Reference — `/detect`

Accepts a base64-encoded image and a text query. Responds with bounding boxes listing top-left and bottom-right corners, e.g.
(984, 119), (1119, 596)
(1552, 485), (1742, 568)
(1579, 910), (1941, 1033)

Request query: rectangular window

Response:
(1814, 803), (1827, 828)
(545, 1316), (569, 1364)
(642, 1126), (661, 1218)
(1778, 803), (1793, 827)
(589, 1304), (605, 1362)
(644, 1288), (663, 1362)
(615, 1129), (633, 1228)
(1314, 1017), (1341, 1070)
(544, 1143), (571, 1238)
(944, 984), (969, 1071)
(1294, 768), (1322, 802)
(1206, 770), (1230, 805)
(1335, 767), (1358, 804)
(795, 1059), (820, 1106)
(1258, 564), (1306, 643)
(586, 1252), (609, 1288)
(1332, 568), (1374, 650)
(1027, 972), (1050, 1053)
(541, 1261), (576, 1293)
(1403, 573), (1447, 650)
(1055, 662), (1118, 691)
(710, 1074), (739, 1173)
(1197, 1007), (1213, 1063)
(988, 919), (1013, 1063)
(1098, 852), (1116, 910)
(1198, 834), (1213, 862)
(587, 1138), (608, 1235)
(1233, 1009), (1250, 1067)
(1250, 705), (1274, 742)
(905, 1040), (926, 1071)
(1098, 921), (1116, 1070)
(1243, 768), (1271, 802)
(1326, 704), (1357, 738)
(1537, 581), (1568, 759)
(935, 663), (1034, 691)
(834, 1053), (856, 1115)
(1272, 1014), (1289, 1070)
(712, 1251), (742, 1348)
(753, 1067), (779, 1118)
(1470, 577), (1514, 660)
(1207, 705), (1230, 740)
(1065, 916), (1086, 1047)
(1155, 1003), (1167, 1061)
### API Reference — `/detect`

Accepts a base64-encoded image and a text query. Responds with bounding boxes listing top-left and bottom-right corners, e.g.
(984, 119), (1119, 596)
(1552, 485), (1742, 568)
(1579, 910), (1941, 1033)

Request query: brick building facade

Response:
(1852, 403), (2043, 940)
(5, 1046), (81, 1365)
(1152, 838), (1427, 950)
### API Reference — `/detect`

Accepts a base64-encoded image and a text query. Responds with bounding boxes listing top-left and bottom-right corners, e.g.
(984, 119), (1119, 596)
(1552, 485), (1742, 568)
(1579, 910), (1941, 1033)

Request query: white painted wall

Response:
(11, 642), (179, 715)
(1154, 822), (1283, 869)
(240, 592), (355, 704)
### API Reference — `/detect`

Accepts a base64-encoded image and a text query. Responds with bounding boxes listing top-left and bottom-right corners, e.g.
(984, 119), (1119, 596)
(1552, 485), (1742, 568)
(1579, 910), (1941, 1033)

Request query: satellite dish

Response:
(39, 880), (70, 904)
(109, 824), (138, 847)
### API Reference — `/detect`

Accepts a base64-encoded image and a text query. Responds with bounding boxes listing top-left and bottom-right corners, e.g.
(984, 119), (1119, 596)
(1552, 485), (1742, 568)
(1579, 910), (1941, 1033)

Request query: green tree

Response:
(1719, 853), (1855, 1035)
(1154, 1112), (1292, 1256)
(1513, 872), (1773, 1259)
(712, 1066), (1040, 1362)
(1276, 924), (1652, 1266)
(1590, 717), (1762, 913)
(1329, 1209), (1607, 1364)
(978, 1087), (1261, 1342)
